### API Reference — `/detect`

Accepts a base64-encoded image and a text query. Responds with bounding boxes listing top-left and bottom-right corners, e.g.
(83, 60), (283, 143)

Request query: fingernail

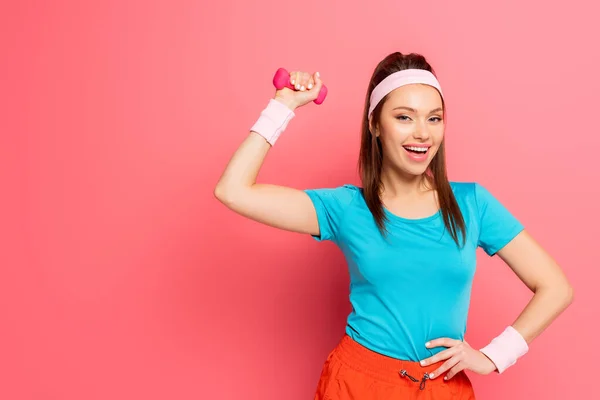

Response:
(425, 342), (430, 347)
(300, 85), (305, 90)
(291, 79), (295, 84)
(308, 83), (313, 89)
(316, 71), (320, 78)
(420, 360), (425, 366)
(429, 373), (435, 379)
(295, 84), (299, 90)
(444, 376), (448, 380)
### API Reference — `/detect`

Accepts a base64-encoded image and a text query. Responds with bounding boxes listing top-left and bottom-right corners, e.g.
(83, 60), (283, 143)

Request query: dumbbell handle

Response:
(272, 68), (328, 105)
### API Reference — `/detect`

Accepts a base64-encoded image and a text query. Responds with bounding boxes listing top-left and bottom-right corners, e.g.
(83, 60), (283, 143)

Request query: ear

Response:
(368, 114), (379, 137)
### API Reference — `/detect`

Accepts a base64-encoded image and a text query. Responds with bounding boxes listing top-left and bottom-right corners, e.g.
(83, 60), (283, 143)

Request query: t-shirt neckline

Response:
(383, 206), (442, 224)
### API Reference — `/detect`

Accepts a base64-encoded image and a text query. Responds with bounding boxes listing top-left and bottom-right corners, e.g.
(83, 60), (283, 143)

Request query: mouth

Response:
(402, 145), (431, 161)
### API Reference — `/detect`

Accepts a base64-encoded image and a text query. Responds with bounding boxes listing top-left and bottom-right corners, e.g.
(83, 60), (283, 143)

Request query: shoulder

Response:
(304, 183), (362, 208)
(303, 184), (363, 242)
(448, 181), (493, 215)
(448, 180), (480, 201)
(450, 180), (498, 206)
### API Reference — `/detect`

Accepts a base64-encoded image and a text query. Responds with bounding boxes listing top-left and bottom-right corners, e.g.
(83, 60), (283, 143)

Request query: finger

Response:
(428, 356), (460, 379)
(420, 347), (459, 367)
(301, 71), (310, 91)
(307, 75), (314, 90)
(312, 71), (322, 91)
(426, 338), (462, 349)
(291, 71), (300, 90)
(444, 363), (465, 380)
(296, 71), (304, 91)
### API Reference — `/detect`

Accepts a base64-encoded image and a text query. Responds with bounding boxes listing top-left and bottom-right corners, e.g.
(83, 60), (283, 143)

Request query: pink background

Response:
(3, 0), (598, 399)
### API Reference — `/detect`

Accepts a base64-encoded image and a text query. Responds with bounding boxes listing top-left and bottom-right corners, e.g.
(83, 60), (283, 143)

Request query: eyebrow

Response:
(393, 106), (443, 113)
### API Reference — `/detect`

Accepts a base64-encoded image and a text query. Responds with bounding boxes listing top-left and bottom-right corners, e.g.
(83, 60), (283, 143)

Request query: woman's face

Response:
(369, 83), (445, 177)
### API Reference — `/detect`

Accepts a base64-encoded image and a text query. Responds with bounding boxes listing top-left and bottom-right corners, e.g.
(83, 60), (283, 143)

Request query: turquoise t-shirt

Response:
(304, 181), (524, 362)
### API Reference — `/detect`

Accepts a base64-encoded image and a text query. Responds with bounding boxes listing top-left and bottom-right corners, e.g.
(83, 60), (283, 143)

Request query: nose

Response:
(413, 120), (431, 140)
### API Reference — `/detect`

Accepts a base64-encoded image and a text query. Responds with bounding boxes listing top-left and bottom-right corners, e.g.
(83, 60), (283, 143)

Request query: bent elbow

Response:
(213, 182), (244, 210)
(213, 182), (227, 203)
(565, 284), (575, 306)
(554, 282), (575, 310)
(214, 182), (233, 206)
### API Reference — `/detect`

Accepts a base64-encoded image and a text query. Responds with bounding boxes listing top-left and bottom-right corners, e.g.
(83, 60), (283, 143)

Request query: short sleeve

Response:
(474, 183), (525, 256)
(304, 184), (359, 242)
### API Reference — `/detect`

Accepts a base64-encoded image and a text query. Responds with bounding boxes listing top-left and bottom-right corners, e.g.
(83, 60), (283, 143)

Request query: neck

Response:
(380, 164), (433, 199)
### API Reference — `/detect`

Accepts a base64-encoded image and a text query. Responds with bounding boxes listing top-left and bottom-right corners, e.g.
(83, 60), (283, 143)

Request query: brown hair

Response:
(357, 52), (466, 247)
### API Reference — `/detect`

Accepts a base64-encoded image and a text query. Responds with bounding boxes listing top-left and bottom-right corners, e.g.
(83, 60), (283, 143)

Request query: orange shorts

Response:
(314, 335), (476, 400)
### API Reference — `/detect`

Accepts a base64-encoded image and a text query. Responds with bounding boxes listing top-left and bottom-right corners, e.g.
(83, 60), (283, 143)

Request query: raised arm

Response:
(214, 71), (324, 236)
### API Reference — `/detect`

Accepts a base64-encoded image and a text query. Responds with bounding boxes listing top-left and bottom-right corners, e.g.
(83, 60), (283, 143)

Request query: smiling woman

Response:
(214, 51), (574, 400)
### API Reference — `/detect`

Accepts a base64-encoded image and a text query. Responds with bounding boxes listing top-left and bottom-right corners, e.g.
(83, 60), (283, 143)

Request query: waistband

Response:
(333, 335), (452, 387)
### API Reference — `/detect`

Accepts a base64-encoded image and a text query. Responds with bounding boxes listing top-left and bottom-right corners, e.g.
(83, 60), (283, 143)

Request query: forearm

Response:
(512, 282), (574, 343)
(215, 131), (270, 197)
(480, 280), (573, 373)
(215, 96), (297, 198)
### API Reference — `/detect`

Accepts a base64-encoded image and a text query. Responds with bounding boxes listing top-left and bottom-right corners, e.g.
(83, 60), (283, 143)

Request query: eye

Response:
(396, 115), (411, 121)
(430, 116), (443, 122)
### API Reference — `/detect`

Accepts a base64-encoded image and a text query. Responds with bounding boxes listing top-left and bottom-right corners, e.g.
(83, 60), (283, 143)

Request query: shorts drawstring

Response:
(420, 373), (430, 390)
(399, 369), (430, 390)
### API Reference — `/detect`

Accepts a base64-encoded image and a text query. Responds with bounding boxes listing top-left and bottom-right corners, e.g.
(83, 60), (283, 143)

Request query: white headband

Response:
(368, 69), (443, 117)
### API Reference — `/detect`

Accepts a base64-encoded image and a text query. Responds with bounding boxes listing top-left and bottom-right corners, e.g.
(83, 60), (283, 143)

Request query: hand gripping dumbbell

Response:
(272, 68), (328, 105)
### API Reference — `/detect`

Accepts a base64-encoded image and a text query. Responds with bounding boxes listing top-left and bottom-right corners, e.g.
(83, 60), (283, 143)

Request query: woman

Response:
(214, 52), (574, 399)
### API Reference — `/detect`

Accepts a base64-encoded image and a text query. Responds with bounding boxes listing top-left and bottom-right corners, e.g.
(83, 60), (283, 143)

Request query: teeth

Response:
(405, 146), (428, 153)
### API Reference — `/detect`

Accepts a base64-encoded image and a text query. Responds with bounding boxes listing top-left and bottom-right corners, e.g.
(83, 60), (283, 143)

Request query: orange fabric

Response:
(314, 335), (476, 400)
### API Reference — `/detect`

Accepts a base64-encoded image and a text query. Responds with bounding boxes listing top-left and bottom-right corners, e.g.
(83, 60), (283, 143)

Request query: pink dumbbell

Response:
(273, 67), (328, 105)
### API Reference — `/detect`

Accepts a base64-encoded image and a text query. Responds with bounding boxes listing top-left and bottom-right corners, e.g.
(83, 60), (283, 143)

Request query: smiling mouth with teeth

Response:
(402, 145), (429, 154)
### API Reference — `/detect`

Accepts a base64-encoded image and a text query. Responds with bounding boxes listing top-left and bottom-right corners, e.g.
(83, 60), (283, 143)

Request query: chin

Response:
(402, 165), (430, 177)
(398, 153), (436, 176)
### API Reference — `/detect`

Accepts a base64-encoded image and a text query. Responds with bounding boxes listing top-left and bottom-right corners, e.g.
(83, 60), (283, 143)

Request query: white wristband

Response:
(479, 326), (529, 374)
(250, 98), (295, 146)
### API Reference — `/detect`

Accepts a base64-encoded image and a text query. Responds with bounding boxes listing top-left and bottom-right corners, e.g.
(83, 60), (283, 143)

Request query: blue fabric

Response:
(304, 182), (524, 362)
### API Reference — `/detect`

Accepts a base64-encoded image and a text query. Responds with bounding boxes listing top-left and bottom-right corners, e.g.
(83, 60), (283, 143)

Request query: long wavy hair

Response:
(358, 52), (466, 247)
